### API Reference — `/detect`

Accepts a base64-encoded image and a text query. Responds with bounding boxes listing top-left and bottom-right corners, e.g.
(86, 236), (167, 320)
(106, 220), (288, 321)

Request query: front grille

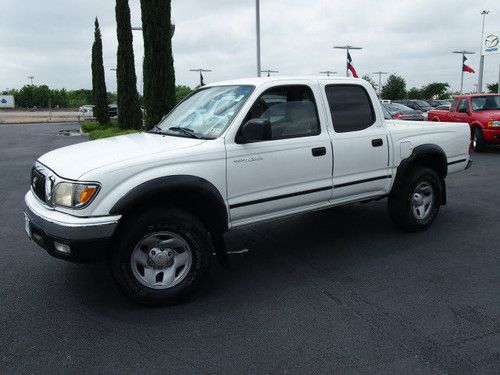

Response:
(31, 166), (47, 202)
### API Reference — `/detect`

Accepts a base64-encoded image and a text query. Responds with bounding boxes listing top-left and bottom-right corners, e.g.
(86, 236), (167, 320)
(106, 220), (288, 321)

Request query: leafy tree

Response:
(487, 83), (498, 93)
(116, 0), (142, 129)
(141, 0), (176, 129)
(381, 74), (406, 100)
(175, 85), (192, 103)
(407, 87), (423, 99)
(91, 18), (110, 124)
(421, 82), (449, 99)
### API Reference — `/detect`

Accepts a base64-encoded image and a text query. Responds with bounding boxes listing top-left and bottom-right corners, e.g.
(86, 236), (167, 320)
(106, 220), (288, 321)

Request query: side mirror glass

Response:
(238, 118), (271, 143)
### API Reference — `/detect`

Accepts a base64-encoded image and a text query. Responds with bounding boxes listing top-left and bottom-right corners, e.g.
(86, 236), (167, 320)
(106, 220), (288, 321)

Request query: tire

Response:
(109, 207), (211, 306)
(388, 167), (441, 232)
(472, 127), (486, 152)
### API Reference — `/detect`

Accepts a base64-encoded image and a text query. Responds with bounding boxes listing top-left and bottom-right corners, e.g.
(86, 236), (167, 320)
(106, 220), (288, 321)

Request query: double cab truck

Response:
(24, 77), (471, 305)
(427, 94), (500, 151)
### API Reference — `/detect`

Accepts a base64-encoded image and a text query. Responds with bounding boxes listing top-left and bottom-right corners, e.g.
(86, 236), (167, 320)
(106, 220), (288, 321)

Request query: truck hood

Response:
(38, 132), (206, 180)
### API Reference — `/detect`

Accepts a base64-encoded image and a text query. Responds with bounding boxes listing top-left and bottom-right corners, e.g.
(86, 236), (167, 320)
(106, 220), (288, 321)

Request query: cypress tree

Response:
(141, 0), (176, 129)
(115, 0), (142, 129)
(91, 18), (110, 125)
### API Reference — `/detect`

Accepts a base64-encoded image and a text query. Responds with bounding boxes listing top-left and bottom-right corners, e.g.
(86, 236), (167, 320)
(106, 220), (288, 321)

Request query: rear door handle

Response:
(372, 138), (383, 147)
(311, 147), (326, 157)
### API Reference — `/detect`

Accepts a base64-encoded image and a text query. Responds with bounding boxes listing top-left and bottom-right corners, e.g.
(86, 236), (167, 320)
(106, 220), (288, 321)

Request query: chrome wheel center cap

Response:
(149, 248), (174, 267)
(413, 193), (423, 206)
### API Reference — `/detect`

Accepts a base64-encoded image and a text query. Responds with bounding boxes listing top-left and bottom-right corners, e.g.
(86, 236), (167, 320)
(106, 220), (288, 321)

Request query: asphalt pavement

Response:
(1, 122), (499, 374)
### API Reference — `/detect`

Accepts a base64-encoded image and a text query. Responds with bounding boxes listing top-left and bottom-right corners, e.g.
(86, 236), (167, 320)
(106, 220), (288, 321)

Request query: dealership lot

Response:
(0, 123), (499, 373)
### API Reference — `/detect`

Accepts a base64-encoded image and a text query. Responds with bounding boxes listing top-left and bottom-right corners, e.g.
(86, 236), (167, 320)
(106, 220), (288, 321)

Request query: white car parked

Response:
(24, 77), (471, 305)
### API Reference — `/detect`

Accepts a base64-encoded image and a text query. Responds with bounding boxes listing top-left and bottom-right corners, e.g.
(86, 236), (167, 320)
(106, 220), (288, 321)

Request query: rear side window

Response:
(325, 85), (375, 133)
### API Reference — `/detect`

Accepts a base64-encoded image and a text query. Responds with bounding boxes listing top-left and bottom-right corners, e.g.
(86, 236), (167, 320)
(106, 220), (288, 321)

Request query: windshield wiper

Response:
(148, 125), (168, 135)
(167, 126), (203, 139)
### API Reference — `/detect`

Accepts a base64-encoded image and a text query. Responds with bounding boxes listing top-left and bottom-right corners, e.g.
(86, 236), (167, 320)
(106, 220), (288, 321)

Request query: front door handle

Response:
(311, 147), (326, 157)
(372, 138), (383, 147)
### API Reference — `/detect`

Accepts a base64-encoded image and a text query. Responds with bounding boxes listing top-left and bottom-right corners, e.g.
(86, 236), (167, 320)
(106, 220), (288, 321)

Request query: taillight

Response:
(391, 113), (404, 119)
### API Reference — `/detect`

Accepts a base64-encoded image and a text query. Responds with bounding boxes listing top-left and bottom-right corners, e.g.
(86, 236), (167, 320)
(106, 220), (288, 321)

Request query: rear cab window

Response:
(324, 85), (375, 133)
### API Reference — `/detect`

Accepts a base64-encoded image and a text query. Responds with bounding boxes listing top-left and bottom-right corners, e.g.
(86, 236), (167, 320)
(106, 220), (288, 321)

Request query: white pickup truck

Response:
(24, 77), (471, 305)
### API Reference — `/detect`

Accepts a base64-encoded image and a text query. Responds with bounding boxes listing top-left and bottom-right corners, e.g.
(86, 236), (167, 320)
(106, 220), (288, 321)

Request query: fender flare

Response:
(110, 175), (228, 232)
(392, 144), (448, 205)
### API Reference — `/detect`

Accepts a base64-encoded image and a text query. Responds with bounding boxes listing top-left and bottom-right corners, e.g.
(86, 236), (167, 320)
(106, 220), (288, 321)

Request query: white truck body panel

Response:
(28, 76), (470, 229)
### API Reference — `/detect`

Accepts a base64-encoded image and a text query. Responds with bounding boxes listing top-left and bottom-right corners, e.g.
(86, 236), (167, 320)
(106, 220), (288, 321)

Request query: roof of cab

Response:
(203, 76), (363, 88)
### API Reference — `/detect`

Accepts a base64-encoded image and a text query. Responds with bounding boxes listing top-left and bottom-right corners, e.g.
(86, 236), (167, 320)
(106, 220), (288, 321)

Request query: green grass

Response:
(80, 120), (140, 140)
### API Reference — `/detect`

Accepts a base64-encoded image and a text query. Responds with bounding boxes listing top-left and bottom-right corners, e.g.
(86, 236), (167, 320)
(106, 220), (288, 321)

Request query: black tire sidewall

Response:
(110, 208), (211, 306)
(473, 127), (485, 152)
(389, 167), (441, 231)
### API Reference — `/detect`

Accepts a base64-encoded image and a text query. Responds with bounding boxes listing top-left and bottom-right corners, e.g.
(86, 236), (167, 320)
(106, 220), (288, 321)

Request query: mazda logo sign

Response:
(485, 34), (499, 48)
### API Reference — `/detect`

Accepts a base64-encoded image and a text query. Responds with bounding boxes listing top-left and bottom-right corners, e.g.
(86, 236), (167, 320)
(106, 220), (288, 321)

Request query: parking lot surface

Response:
(1, 122), (499, 374)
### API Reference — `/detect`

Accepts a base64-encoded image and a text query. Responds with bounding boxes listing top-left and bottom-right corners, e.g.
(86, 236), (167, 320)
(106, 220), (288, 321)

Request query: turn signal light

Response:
(79, 186), (97, 205)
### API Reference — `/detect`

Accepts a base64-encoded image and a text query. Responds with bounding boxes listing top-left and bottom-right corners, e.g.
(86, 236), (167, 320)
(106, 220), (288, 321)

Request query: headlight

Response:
(52, 182), (99, 208)
(487, 120), (500, 128)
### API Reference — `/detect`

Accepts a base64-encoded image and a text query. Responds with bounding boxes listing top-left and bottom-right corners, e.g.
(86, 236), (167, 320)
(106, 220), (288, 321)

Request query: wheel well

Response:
(392, 145), (447, 203)
(119, 188), (228, 236)
(110, 176), (229, 236)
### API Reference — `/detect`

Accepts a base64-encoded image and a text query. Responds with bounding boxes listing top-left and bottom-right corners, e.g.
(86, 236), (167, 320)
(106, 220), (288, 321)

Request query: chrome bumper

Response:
(24, 191), (120, 241)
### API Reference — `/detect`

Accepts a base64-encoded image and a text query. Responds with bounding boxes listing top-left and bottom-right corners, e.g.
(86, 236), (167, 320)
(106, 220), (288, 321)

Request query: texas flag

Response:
(463, 55), (475, 73)
(347, 52), (359, 78)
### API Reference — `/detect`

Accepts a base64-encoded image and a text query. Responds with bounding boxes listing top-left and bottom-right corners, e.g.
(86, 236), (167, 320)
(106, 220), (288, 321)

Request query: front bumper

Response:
(483, 128), (500, 144)
(24, 191), (121, 262)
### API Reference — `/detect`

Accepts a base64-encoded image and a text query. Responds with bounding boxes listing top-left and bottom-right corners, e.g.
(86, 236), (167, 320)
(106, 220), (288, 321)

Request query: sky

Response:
(0, 0), (499, 94)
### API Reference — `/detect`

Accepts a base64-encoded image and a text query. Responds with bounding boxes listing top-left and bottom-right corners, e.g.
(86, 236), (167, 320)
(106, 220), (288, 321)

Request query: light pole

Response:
(477, 10), (489, 93)
(190, 68), (212, 86)
(261, 69), (278, 77)
(28, 76), (34, 85)
(256, 0), (261, 77)
(333, 45), (362, 77)
(319, 71), (337, 77)
(453, 50), (475, 94)
(372, 71), (388, 96)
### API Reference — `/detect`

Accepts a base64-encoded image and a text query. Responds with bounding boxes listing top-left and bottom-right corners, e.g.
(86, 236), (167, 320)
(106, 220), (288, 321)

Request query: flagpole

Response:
(189, 68), (212, 87)
(453, 50), (475, 94)
(460, 52), (464, 94)
(334, 45), (362, 78)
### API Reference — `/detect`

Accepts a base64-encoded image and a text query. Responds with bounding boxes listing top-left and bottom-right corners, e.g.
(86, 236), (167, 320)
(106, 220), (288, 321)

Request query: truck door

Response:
(225, 83), (333, 225)
(453, 98), (472, 124)
(320, 82), (391, 201)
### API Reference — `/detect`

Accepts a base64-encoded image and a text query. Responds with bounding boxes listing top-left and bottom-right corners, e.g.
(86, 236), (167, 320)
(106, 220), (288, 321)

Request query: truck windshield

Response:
(156, 85), (254, 139)
(471, 95), (500, 111)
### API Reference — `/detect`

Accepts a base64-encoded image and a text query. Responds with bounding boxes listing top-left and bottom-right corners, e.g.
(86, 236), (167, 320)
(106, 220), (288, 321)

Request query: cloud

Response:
(0, 0), (498, 93)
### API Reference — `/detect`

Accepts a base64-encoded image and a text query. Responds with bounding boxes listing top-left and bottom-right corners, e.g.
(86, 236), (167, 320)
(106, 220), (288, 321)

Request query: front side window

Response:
(458, 98), (469, 113)
(325, 85), (375, 133)
(449, 99), (458, 112)
(242, 85), (320, 140)
(156, 85), (254, 139)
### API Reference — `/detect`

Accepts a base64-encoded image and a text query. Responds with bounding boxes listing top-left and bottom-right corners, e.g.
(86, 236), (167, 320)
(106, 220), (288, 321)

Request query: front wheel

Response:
(388, 167), (441, 232)
(473, 127), (486, 152)
(109, 207), (211, 306)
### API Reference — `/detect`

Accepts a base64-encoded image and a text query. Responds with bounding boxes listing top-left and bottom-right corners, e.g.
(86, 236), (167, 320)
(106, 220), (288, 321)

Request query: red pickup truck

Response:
(427, 94), (500, 151)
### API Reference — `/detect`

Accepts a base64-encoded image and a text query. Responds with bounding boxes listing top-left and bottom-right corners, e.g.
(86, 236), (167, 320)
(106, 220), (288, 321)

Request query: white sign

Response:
(0, 95), (15, 108)
(482, 31), (500, 55)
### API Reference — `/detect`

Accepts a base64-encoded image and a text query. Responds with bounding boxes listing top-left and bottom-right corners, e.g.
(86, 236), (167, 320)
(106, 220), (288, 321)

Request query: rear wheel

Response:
(473, 127), (486, 152)
(109, 207), (211, 306)
(388, 167), (441, 232)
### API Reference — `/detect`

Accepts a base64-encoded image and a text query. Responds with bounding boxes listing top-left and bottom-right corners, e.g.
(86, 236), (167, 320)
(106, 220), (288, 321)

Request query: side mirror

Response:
(238, 118), (271, 143)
